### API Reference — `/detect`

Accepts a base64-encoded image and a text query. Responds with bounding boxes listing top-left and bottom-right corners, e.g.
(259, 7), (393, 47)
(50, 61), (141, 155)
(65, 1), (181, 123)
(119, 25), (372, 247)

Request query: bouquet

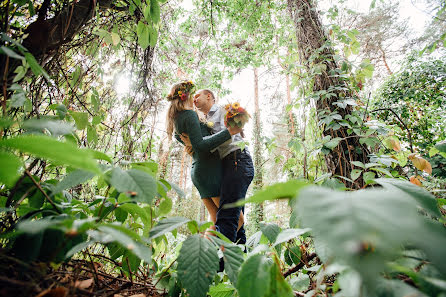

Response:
(224, 102), (250, 128)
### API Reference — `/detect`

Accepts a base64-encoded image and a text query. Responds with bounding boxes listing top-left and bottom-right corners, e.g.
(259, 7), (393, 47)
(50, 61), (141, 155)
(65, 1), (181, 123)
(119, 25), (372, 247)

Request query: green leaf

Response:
(150, 0), (161, 24)
(70, 111), (88, 130)
(0, 151), (22, 187)
(87, 124), (98, 144)
(149, 216), (190, 239)
(177, 234), (219, 297)
(429, 146), (439, 157)
(266, 259), (294, 297)
(209, 283), (236, 297)
(237, 254), (272, 297)
(218, 240), (244, 285)
(363, 171), (375, 184)
(295, 185), (446, 290)
(85, 149), (112, 163)
(260, 223), (281, 243)
(119, 203), (150, 225)
(273, 228), (311, 246)
(137, 21), (150, 49)
(110, 32), (120, 46)
(98, 226), (151, 264)
(122, 251), (141, 275)
(0, 46), (24, 60)
(375, 178), (441, 217)
(65, 240), (95, 258)
(351, 169), (362, 181)
(24, 52), (50, 81)
(0, 135), (100, 174)
(232, 179), (307, 206)
(324, 137), (342, 150)
(351, 161), (365, 169)
(149, 26), (158, 47)
(110, 167), (157, 204)
(52, 169), (96, 195)
(289, 274), (310, 291)
(435, 140), (446, 153)
(22, 119), (75, 137)
(284, 246), (301, 266)
(158, 197), (172, 216)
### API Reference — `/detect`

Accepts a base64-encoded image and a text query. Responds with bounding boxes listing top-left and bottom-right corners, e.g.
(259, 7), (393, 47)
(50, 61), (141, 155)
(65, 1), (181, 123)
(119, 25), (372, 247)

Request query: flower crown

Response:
(167, 81), (195, 102)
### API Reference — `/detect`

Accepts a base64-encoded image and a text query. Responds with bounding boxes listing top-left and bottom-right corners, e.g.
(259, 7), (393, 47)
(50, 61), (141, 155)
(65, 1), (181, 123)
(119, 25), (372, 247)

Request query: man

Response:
(184, 89), (254, 244)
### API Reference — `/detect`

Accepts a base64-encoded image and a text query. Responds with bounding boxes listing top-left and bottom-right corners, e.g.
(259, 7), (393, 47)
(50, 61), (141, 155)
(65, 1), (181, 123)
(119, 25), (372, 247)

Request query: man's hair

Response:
(201, 89), (216, 102)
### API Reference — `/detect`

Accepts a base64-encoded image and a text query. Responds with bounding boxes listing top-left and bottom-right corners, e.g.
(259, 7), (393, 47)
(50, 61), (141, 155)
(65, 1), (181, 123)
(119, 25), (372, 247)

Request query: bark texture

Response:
(1, 0), (114, 86)
(250, 67), (264, 228)
(287, 0), (369, 187)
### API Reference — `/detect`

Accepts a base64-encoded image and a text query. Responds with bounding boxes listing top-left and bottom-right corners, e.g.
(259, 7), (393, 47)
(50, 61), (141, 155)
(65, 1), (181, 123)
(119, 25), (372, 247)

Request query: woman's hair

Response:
(166, 81), (195, 139)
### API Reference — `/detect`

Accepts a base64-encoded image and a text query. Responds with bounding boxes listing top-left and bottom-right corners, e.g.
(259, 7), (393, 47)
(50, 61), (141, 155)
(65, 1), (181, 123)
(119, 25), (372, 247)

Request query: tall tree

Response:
(287, 0), (369, 187)
(249, 67), (264, 230)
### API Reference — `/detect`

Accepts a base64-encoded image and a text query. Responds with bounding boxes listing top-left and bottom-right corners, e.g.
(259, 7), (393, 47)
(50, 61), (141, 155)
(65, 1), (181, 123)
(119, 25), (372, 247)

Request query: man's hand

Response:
(180, 133), (191, 146)
(185, 145), (194, 156)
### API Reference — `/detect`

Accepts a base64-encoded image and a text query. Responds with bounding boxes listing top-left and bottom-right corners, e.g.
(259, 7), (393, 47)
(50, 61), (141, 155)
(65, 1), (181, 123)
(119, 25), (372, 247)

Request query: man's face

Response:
(193, 90), (209, 111)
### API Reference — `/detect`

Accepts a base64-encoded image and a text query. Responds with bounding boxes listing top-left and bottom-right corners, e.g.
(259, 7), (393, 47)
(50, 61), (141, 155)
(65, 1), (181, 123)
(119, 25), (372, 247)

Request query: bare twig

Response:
(25, 170), (61, 213)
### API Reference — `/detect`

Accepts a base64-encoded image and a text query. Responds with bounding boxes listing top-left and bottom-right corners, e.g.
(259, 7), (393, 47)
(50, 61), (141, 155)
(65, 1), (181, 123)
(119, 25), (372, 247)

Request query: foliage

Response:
(1, 0), (445, 297)
(374, 54), (446, 154)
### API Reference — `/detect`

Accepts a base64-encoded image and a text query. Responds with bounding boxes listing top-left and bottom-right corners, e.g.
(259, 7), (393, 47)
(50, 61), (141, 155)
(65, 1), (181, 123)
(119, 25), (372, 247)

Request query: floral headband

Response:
(167, 81), (195, 101)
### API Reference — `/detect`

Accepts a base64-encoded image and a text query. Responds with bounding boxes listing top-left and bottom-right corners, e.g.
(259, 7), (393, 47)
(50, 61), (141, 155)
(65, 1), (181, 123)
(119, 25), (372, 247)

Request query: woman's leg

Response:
(211, 197), (244, 231)
(202, 197), (219, 230)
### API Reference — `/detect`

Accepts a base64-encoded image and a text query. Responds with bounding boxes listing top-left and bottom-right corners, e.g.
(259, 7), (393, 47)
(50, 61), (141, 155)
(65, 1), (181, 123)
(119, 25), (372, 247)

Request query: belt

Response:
(222, 148), (247, 161)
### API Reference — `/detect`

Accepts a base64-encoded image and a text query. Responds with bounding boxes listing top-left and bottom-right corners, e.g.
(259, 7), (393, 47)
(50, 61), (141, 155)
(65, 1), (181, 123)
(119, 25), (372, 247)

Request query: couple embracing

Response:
(166, 81), (254, 244)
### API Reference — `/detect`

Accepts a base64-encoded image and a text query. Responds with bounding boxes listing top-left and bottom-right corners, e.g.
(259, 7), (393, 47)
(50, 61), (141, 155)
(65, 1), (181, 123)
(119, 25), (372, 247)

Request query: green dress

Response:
(174, 110), (231, 198)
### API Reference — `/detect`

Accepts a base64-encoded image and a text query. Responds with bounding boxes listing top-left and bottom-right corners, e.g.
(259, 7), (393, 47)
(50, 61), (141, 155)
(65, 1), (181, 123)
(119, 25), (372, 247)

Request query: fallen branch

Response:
(283, 252), (317, 278)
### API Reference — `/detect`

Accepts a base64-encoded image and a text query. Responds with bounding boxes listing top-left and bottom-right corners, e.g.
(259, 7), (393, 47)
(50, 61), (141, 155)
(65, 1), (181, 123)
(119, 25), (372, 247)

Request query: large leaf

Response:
(375, 178), (441, 217)
(211, 237), (245, 286)
(0, 46), (24, 60)
(177, 234), (219, 297)
(0, 151), (22, 187)
(260, 223), (281, 244)
(150, 0), (161, 23)
(109, 167), (157, 204)
(237, 254), (272, 297)
(149, 216), (190, 239)
(22, 119), (75, 137)
(295, 185), (446, 290)
(137, 21), (150, 49)
(233, 179), (307, 206)
(273, 228), (311, 247)
(70, 111), (88, 130)
(24, 52), (50, 81)
(98, 226), (151, 264)
(265, 259), (294, 297)
(0, 135), (100, 174)
(52, 169), (96, 195)
(119, 203), (150, 225)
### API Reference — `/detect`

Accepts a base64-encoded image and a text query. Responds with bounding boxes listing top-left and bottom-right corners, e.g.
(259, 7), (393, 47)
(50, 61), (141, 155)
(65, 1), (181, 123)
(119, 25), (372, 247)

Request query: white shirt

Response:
(206, 104), (244, 158)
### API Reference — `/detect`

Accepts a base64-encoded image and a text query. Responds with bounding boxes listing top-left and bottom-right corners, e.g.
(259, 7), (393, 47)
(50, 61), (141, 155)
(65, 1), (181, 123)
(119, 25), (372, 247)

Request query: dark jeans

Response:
(216, 149), (254, 243)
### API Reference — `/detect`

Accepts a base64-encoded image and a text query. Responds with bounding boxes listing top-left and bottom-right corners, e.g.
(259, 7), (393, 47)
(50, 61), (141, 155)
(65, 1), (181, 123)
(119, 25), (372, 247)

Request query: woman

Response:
(166, 81), (241, 231)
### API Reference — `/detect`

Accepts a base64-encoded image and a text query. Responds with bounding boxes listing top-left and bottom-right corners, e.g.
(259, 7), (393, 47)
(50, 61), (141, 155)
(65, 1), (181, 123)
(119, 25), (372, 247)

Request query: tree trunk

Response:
(1, 0), (114, 87)
(249, 67), (264, 229)
(287, 0), (369, 188)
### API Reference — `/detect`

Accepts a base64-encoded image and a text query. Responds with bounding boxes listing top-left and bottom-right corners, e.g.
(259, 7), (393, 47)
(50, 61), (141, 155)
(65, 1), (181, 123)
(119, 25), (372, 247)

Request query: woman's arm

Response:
(184, 111), (231, 153)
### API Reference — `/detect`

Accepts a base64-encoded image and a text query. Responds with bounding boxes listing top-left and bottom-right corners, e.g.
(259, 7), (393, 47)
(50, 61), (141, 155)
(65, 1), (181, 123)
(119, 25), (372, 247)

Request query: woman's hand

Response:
(180, 133), (192, 146)
(227, 125), (242, 135)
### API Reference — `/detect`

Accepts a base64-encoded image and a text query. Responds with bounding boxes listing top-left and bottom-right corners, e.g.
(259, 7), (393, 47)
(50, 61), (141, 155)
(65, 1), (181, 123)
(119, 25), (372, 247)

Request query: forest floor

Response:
(0, 251), (164, 297)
